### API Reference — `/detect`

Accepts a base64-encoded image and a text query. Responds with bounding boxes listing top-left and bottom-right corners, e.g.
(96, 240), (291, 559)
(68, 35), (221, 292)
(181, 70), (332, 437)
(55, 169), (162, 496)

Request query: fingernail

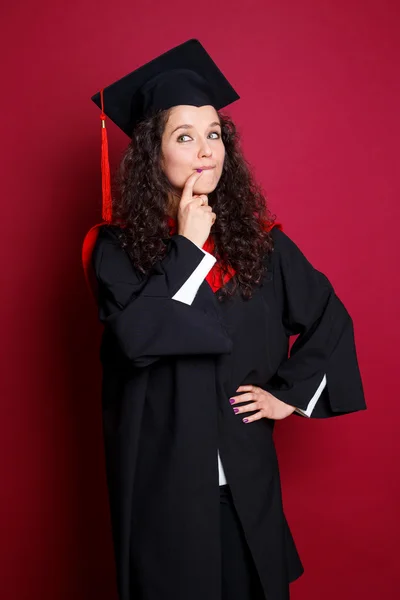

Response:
(196, 169), (203, 173)
(243, 418), (249, 423)
(233, 408), (239, 413)
(229, 398), (235, 404)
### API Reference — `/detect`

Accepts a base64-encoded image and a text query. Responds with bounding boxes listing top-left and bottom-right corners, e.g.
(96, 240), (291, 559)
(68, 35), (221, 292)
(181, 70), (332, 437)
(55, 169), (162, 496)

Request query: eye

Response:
(176, 131), (221, 143)
(177, 134), (192, 142)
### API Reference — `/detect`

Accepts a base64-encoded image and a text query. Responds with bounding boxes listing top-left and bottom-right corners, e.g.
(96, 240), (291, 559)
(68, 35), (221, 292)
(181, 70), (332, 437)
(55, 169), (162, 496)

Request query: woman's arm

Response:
(263, 227), (366, 418)
(92, 226), (232, 367)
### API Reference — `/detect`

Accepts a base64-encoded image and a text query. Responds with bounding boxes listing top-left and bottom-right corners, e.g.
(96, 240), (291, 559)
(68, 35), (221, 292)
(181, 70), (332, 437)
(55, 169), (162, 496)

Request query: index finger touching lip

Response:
(184, 169), (203, 189)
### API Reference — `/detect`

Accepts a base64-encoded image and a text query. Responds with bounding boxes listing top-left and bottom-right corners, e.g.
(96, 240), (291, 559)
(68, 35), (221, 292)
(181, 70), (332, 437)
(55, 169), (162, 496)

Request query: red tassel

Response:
(100, 88), (112, 222)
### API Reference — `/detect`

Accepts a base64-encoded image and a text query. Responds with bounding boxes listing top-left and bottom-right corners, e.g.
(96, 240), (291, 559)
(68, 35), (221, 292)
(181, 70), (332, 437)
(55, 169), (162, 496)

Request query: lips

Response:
(197, 166), (216, 170)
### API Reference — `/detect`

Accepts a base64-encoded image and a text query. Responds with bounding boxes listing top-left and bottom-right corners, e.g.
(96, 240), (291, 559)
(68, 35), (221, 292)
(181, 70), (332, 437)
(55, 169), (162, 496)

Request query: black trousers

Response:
(220, 484), (266, 600)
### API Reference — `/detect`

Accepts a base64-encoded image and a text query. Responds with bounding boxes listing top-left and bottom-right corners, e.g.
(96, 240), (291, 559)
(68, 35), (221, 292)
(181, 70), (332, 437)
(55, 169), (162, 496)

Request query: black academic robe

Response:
(90, 224), (366, 600)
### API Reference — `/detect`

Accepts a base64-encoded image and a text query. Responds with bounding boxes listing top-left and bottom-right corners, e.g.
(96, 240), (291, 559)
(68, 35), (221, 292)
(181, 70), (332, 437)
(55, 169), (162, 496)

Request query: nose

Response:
(198, 138), (213, 158)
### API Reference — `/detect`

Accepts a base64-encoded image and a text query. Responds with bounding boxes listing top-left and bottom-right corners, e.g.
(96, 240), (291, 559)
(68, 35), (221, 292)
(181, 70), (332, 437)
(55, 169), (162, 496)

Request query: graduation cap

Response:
(90, 38), (240, 222)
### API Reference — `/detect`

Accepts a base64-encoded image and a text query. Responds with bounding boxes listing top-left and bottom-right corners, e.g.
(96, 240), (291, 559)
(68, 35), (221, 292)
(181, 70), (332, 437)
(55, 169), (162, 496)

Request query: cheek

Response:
(216, 146), (225, 174)
(162, 147), (193, 179)
(215, 141), (225, 160)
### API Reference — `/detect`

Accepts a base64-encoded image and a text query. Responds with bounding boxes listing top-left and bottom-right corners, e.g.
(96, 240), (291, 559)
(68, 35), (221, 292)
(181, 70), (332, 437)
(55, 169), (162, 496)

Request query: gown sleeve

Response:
(263, 227), (366, 418)
(91, 226), (232, 368)
(293, 374), (326, 417)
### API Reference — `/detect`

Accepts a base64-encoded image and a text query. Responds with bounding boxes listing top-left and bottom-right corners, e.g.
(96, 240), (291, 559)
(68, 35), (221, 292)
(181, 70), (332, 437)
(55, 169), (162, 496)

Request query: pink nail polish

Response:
(196, 169), (203, 173)
(243, 418), (249, 423)
(229, 398), (235, 404)
(233, 408), (239, 413)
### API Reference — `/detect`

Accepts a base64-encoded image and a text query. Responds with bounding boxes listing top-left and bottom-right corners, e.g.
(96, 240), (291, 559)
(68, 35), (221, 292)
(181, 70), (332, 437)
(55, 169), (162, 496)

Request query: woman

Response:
(83, 39), (366, 600)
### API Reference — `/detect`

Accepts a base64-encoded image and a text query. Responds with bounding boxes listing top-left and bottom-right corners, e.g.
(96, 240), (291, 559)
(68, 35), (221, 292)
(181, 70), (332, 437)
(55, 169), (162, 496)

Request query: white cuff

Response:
(172, 249), (216, 306)
(294, 374), (327, 417)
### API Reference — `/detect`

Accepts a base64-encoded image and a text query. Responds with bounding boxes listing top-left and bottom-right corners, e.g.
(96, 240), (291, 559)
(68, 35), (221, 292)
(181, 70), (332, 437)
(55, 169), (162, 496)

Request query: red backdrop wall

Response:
(1, 1), (399, 598)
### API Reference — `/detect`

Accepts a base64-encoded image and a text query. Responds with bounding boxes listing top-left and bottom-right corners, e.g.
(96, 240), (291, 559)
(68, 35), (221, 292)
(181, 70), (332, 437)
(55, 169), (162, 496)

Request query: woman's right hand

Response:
(177, 170), (217, 248)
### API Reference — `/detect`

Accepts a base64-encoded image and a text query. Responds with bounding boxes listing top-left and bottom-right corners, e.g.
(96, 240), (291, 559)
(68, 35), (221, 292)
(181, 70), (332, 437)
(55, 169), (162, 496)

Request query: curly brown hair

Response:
(109, 108), (276, 302)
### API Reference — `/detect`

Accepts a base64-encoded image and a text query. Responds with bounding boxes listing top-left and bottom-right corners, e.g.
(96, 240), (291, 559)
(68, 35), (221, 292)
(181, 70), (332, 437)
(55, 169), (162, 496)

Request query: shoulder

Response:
(269, 226), (313, 269)
(265, 226), (300, 270)
(95, 223), (124, 245)
(268, 225), (329, 285)
(92, 224), (124, 256)
(270, 226), (300, 253)
(270, 226), (333, 294)
(91, 224), (134, 282)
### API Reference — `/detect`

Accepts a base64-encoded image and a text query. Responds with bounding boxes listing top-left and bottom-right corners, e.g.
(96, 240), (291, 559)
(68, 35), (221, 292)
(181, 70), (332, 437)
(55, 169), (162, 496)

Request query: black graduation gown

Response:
(90, 224), (366, 600)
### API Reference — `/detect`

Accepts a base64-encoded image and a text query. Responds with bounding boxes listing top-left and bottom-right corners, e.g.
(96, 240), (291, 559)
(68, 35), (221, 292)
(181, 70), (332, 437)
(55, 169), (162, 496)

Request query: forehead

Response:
(165, 104), (220, 128)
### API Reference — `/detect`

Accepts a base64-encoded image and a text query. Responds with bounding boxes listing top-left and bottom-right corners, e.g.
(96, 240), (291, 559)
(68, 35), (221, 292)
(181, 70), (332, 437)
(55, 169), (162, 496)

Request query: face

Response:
(160, 105), (225, 196)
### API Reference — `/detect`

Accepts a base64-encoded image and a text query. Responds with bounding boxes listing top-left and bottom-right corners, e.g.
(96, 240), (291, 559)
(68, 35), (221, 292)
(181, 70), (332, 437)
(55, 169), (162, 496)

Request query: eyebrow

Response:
(169, 121), (221, 137)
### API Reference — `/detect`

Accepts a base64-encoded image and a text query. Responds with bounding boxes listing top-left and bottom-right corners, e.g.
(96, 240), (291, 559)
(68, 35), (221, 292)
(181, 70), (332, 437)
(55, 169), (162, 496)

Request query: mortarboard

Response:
(90, 38), (240, 222)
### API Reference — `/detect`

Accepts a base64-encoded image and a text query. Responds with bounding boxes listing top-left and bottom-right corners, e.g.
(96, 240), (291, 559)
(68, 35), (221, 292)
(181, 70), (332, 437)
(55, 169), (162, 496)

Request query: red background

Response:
(1, 1), (399, 598)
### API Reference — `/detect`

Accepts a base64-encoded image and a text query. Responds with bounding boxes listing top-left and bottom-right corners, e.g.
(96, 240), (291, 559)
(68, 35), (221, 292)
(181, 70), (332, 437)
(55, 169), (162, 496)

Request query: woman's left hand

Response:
(230, 385), (296, 421)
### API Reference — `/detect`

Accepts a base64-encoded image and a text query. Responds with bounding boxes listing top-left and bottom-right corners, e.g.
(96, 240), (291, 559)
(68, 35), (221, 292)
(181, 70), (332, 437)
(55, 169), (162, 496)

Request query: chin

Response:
(193, 182), (219, 195)
(193, 187), (214, 195)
